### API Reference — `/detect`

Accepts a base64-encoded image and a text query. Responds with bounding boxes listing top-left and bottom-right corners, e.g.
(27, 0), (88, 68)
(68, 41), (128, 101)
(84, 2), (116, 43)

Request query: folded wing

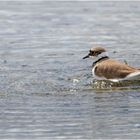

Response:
(95, 59), (139, 80)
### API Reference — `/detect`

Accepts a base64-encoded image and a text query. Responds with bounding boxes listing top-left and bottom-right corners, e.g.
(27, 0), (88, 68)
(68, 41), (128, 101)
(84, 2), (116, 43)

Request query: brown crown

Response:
(90, 47), (106, 53)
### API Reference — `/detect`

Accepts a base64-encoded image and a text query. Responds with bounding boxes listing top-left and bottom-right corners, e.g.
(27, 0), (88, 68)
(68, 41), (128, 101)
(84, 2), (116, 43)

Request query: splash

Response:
(91, 80), (140, 90)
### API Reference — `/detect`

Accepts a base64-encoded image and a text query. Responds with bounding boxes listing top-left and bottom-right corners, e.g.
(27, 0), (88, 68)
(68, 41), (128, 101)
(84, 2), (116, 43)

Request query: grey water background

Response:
(0, 1), (140, 139)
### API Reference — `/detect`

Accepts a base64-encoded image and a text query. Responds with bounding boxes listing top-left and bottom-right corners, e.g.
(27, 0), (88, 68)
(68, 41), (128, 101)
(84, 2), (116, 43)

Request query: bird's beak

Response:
(83, 54), (89, 59)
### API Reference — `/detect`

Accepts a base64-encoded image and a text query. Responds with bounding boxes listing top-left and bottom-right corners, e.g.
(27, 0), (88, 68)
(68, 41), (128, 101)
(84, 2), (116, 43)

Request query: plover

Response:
(83, 47), (140, 82)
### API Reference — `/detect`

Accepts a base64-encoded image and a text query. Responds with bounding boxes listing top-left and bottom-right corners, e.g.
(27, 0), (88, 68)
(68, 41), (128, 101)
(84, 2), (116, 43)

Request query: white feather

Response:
(124, 71), (140, 80)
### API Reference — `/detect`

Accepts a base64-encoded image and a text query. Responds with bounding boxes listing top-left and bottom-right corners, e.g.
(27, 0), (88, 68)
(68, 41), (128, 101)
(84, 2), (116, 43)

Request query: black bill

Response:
(83, 55), (89, 59)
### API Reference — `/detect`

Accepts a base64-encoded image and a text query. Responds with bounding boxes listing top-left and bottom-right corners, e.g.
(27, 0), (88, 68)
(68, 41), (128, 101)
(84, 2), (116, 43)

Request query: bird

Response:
(83, 46), (140, 82)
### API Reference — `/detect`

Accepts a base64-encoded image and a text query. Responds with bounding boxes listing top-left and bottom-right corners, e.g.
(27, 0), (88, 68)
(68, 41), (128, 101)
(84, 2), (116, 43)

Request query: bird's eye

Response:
(89, 51), (93, 54)
(97, 52), (101, 55)
(89, 50), (96, 55)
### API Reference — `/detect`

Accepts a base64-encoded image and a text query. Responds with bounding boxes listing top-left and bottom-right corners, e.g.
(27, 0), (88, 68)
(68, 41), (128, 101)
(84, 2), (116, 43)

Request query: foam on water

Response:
(91, 80), (140, 90)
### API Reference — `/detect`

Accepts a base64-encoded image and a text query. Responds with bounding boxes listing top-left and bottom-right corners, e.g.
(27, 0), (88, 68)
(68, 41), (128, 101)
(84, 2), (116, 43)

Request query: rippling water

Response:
(0, 1), (140, 139)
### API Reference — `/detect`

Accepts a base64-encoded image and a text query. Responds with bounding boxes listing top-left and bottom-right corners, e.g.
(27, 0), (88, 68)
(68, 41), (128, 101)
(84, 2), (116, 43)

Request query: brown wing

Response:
(95, 59), (138, 79)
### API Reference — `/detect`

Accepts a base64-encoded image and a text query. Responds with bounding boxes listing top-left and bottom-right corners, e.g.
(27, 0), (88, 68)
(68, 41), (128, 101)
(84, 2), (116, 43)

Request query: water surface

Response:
(0, 1), (140, 139)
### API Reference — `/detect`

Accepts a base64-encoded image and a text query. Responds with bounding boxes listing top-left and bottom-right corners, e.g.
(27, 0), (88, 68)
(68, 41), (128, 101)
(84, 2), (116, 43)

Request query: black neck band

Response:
(92, 56), (109, 67)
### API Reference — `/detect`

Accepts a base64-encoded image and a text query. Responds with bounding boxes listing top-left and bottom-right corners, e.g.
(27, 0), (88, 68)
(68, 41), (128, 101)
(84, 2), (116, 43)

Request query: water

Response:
(0, 1), (140, 139)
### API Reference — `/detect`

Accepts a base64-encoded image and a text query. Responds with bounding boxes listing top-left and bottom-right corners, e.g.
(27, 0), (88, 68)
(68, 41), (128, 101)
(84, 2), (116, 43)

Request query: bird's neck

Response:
(92, 52), (109, 67)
